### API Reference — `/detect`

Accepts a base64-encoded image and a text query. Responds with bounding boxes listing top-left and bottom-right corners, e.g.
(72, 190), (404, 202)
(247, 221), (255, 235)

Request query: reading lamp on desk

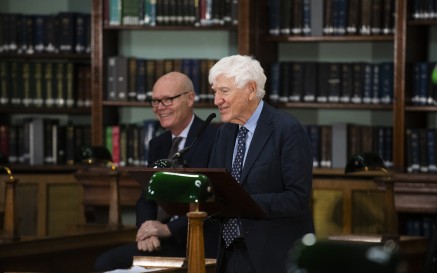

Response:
(0, 165), (19, 241)
(146, 171), (215, 273)
(79, 145), (122, 228)
(344, 152), (399, 241)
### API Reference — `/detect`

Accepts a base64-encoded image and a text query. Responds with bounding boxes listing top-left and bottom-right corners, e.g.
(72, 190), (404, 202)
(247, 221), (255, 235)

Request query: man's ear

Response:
(248, 82), (257, 100)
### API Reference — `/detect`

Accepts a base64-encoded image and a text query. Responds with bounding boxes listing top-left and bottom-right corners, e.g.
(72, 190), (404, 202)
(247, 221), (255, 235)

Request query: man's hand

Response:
(137, 236), (161, 252)
(136, 220), (172, 242)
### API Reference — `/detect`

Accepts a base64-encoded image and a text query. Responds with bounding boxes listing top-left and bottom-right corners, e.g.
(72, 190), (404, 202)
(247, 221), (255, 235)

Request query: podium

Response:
(128, 168), (264, 273)
(129, 168), (264, 218)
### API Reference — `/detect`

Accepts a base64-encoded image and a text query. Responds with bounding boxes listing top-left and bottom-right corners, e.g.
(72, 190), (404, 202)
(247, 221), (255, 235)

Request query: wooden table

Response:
(0, 226), (137, 273)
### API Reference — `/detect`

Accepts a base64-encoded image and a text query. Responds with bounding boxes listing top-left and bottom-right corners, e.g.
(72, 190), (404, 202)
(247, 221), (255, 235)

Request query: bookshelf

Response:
(261, 0), (437, 238)
(0, 0), (93, 167)
(89, 0), (258, 146)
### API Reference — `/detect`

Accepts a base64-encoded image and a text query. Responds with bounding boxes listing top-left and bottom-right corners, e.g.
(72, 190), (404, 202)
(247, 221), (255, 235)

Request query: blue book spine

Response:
(267, 0), (281, 35)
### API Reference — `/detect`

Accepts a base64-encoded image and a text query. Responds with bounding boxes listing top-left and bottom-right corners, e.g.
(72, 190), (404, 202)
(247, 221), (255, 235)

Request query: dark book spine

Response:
(427, 129), (437, 173)
(127, 57), (138, 101)
(75, 13), (87, 54)
(359, 0), (372, 35)
(406, 128), (420, 173)
(335, 0), (347, 35)
(267, 0), (281, 35)
(303, 62), (317, 102)
(327, 62), (340, 103)
(66, 63), (75, 107)
(346, 0), (359, 34)
(370, 0), (382, 34)
(340, 62), (352, 103)
(382, 0), (394, 34)
(34, 15), (46, 53)
(362, 63), (374, 104)
(380, 62), (393, 104)
(291, 0), (303, 35)
(288, 62), (304, 102)
(351, 62), (363, 104)
(33, 62), (44, 107)
(22, 62), (32, 107)
(305, 124), (320, 168)
(302, 0), (311, 35)
(0, 61), (10, 106)
(57, 12), (76, 54)
(44, 63), (55, 107)
(280, 0), (292, 35)
(55, 62), (66, 107)
(10, 62), (22, 106)
(316, 62), (328, 103)
(269, 62), (280, 103)
(136, 59), (147, 102)
(279, 61), (290, 102)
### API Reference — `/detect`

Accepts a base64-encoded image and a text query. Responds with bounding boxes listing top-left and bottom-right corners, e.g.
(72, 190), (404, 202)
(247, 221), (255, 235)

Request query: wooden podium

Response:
(128, 168), (264, 273)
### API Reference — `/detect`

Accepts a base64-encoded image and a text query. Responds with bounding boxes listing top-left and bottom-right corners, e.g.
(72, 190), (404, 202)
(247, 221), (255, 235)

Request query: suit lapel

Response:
(226, 124), (239, 171)
(240, 104), (273, 184)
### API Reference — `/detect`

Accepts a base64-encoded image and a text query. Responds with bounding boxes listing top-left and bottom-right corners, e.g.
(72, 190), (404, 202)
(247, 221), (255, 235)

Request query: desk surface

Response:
(0, 226), (137, 273)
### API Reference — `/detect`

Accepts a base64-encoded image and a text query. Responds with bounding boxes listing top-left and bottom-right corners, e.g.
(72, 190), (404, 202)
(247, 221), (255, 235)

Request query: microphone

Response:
(171, 113), (216, 161)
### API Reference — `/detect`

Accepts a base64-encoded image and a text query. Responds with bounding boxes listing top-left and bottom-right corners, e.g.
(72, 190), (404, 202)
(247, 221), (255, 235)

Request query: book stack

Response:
(106, 0), (238, 27)
(0, 61), (91, 108)
(104, 119), (163, 167)
(2, 119), (91, 166)
(411, 62), (437, 106)
(267, 0), (395, 36)
(269, 61), (394, 105)
(304, 123), (393, 169)
(106, 56), (217, 103)
(0, 12), (91, 55)
(406, 128), (437, 174)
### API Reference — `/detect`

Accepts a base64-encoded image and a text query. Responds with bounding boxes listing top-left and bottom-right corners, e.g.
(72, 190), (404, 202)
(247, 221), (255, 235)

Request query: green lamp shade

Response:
(146, 171), (214, 203)
(345, 152), (386, 174)
(290, 234), (402, 273)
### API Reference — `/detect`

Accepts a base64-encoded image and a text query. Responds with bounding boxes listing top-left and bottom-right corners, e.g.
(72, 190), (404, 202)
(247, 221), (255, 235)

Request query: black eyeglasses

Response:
(148, 92), (190, 107)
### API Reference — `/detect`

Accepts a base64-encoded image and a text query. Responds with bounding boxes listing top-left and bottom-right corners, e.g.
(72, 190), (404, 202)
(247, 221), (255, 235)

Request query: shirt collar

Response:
(242, 100), (263, 134)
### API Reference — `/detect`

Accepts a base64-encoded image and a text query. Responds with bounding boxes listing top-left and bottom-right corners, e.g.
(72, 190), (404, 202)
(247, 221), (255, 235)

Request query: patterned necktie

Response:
(157, 136), (183, 222)
(168, 136), (183, 158)
(222, 126), (248, 247)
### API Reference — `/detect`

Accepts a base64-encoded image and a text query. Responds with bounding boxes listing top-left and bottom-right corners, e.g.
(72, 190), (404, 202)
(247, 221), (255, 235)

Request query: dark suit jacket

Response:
(136, 115), (220, 258)
(209, 103), (315, 273)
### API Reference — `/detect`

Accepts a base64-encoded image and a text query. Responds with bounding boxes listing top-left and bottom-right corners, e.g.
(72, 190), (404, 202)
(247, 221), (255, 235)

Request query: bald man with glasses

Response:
(94, 71), (220, 271)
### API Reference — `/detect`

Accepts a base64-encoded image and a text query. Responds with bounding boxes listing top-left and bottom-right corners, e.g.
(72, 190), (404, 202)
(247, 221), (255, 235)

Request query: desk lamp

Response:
(147, 171), (214, 273)
(289, 233), (403, 273)
(345, 152), (398, 241)
(79, 145), (121, 227)
(1, 166), (19, 240)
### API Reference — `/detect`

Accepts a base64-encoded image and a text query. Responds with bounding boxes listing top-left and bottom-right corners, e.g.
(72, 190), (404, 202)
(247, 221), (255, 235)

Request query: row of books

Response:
(106, 0), (238, 27)
(411, 62), (437, 106)
(0, 120), (91, 166)
(0, 61), (91, 108)
(104, 120), (164, 167)
(304, 123), (393, 169)
(406, 128), (437, 174)
(401, 215), (435, 238)
(107, 56), (216, 103)
(0, 12), (91, 55)
(411, 0), (437, 20)
(267, 0), (395, 36)
(269, 61), (394, 104)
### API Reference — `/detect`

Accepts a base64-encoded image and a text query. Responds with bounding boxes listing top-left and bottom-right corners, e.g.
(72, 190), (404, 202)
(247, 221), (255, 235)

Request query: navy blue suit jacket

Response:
(136, 115), (220, 258)
(209, 103), (315, 273)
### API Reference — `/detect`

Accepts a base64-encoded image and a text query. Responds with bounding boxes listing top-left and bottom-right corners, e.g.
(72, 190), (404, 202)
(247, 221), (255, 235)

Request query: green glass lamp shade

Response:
(345, 152), (386, 174)
(80, 145), (113, 165)
(290, 234), (402, 273)
(147, 171), (214, 203)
